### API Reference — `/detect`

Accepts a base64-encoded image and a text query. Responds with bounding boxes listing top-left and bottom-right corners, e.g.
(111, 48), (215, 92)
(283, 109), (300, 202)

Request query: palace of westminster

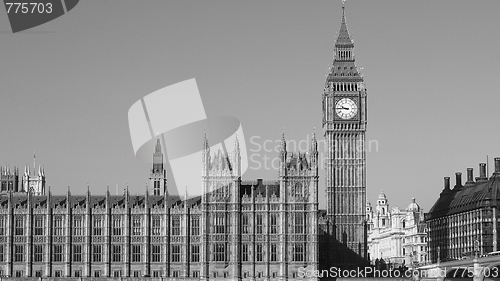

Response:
(1, 2), (500, 281)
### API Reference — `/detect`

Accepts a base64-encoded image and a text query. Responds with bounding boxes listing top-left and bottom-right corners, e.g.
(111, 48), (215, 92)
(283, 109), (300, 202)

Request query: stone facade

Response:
(366, 192), (427, 268)
(0, 134), (319, 280)
(322, 3), (368, 268)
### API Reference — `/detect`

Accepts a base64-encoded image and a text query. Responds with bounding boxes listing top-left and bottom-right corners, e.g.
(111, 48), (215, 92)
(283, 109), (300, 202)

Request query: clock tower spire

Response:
(323, 1), (368, 267)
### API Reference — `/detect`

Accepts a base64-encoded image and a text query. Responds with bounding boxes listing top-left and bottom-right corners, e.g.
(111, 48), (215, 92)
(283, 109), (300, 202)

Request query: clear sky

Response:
(1, 0), (499, 212)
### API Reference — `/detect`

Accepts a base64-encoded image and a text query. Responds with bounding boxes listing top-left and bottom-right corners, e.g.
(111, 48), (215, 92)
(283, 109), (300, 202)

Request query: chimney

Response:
(465, 168), (474, 185)
(479, 163), (487, 180)
(495, 158), (500, 174)
(454, 172), (462, 190)
(444, 177), (450, 190)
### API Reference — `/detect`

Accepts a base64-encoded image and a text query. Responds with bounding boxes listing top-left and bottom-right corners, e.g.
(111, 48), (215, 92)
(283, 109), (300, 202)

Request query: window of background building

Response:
(191, 245), (199, 262)
(152, 217), (161, 235)
(132, 217), (141, 236)
(132, 245), (141, 262)
(15, 270), (23, 277)
(270, 244), (277, 262)
(94, 271), (101, 277)
(133, 271), (141, 277)
(270, 214), (278, 234)
(53, 245), (63, 262)
(294, 214), (304, 234)
(73, 245), (82, 262)
(54, 270), (62, 277)
(15, 217), (24, 235)
(0, 245), (4, 262)
(293, 243), (304, 262)
(256, 244), (263, 262)
(215, 213), (225, 234)
(113, 217), (122, 236)
(34, 216), (44, 236)
(256, 214), (263, 234)
(112, 245), (122, 262)
(172, 245), (180, 262)
(0, 217), (4, 236)
(242, 214), (249, 234)
(242, 244), (248, 262)
(113, 271), (121, 277)
(93, 217), (102, 236)
(192, 218), (200, 236)
(192, 271), (200, 278)
(73, 217), (82, 236)
(54, 216), (64, 236)
(14, 244), (24, 262)
(74, 271), (81, 277)
(93, 245), (102, 262)
(151, 244), (161, 262)
(215, 243), (225, 262)
(34, 244), (43, 262)
(35, 270), (42, 277)
(173, 271), (180, 278)
(172, 217), (180, 236)
(153, 271), (161, 277)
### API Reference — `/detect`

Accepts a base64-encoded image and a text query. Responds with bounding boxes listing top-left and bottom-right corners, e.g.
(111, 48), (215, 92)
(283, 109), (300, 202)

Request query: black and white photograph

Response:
(1, 0), (500, 280)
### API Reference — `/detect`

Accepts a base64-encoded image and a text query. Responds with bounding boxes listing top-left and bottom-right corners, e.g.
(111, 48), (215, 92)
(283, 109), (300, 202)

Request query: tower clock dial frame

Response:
(334, 96), (360, 121)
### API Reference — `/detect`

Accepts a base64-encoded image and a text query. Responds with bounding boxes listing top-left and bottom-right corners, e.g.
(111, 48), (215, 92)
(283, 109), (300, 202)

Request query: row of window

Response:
(0, 244), (189, 263)
(6, 269), (197, 278)
(0, 216), (199, 237)
(242, 214), (305, 234)
(1, 214), (308, 236)
(0, 243), (306, 263)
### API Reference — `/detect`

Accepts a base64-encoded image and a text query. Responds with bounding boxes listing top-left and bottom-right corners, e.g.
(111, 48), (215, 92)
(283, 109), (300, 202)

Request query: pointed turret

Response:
(153, 137), (163, 173)
(203, 130), (210, 152)
(233, 134), (241, 177)
(326, 0), (363, 85)
(280, 129), (286, 152)
(150, 137), (167, 196)
(336, 1), (353, 46)
(311, 129), (318, 152)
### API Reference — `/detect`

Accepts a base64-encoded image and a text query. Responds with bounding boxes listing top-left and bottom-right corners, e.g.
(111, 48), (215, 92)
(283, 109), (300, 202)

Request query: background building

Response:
(322, 2), (368, 269)
(426, 158), (500, 263)
(366, 192), (427, 268)
(0, 135), (319, 279)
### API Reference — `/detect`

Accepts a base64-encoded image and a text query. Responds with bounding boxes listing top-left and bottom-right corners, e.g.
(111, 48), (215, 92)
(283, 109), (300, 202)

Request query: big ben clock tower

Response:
(323, 1), (368, 266)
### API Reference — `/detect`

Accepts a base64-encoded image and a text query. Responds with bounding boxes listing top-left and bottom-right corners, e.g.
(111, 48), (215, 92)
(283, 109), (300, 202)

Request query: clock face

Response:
(335, 98), (358, 119)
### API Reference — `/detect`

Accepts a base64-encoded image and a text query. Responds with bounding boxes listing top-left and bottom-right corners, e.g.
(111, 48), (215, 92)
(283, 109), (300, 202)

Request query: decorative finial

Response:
(342, 0), (346, 7)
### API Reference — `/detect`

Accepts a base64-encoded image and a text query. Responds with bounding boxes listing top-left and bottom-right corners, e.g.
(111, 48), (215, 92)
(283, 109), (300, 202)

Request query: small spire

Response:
(234, 133), (240, 153)
(311, 129), (318, 151)
(155, 137), (162, 153)
(280, 129), (287, 153)
(203, 129), (210, 150)
(335, 0), (353, 46)
(184, 186), (188, 201)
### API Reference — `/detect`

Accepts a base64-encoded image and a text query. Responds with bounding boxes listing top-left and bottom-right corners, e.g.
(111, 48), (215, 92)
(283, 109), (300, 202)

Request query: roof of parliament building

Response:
(0, 177), (299, 209)
(427, 157), (500, 220)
